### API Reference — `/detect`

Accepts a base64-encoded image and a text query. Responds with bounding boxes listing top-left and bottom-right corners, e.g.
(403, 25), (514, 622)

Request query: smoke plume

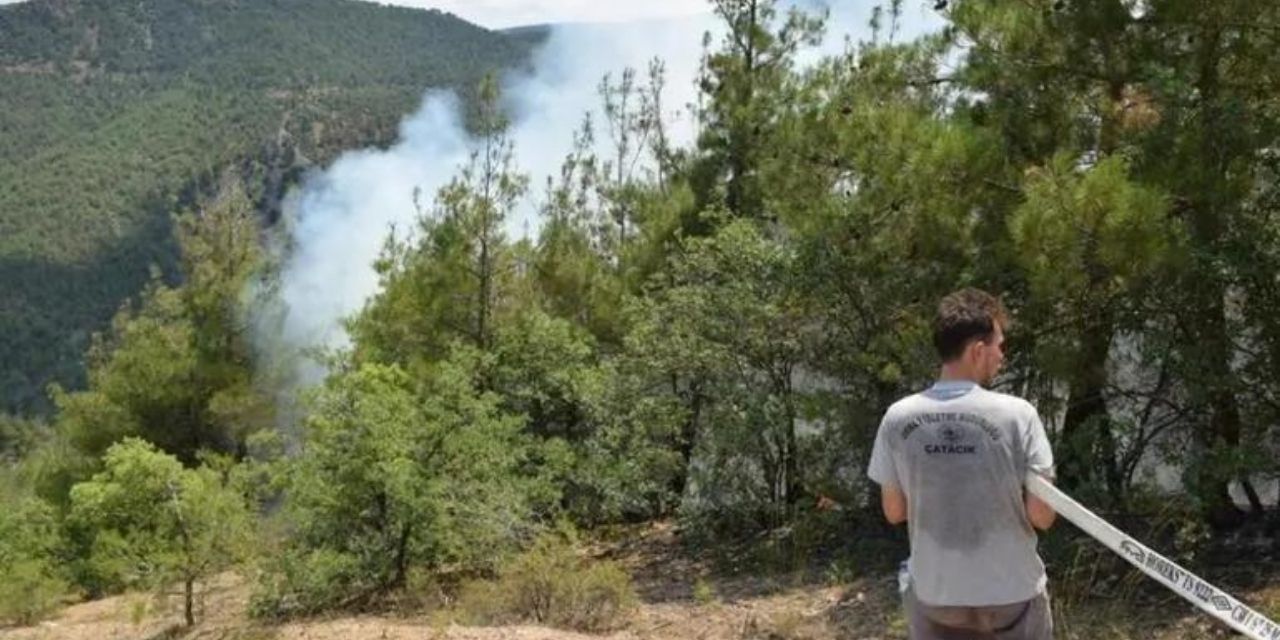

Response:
(252, 1), (944, 398)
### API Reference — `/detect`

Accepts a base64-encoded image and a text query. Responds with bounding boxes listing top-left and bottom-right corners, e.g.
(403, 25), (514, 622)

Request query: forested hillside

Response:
(0, 0), (540, 413)
(1, 0), (1278, 637)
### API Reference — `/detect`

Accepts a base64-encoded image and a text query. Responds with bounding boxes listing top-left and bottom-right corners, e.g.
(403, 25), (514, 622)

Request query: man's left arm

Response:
(881, 484), (908, 525)
(868, 412), (908, 525)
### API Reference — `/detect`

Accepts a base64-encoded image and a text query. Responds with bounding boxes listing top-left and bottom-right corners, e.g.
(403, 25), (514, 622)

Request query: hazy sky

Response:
(379, 0), (712, 29)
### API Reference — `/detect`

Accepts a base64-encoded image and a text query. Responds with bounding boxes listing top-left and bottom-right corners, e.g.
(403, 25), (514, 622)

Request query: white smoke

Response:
(270, 95), (468, 360)
(253, 1), (945, 395)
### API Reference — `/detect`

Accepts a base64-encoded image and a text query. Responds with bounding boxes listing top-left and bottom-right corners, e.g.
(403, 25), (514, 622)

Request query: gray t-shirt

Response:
(867, 380), (1054, 607)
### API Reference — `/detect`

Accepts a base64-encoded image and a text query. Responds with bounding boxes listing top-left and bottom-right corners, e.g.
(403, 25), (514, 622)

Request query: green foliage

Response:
(45, 184), (271, 483)
(353, 77), (528, 366)
(488, 309), (685, 524)
(251, 356), (543, 618)
(946, 0), (1280, 516)
(692, 577), (717, 605)
(456, 529), (637, 632)
(490, 310), (598, 442)
(19, 433), (99, 509)
(0, 0), (539, 415)
(55, 283), (199, 459)
(691, 0), (825, 221)
(1007, 154), (1180, 498)
(561, 357), (686, 524)
(66, 438), (252, 624)
(7, 0), (1280, 628)
(350, 77), (685, 529)
(0, 558), (69, 626)
(630, 218), (829, 531)
(1011, 154), (1179, 311)
(0, 414), (43, 463)
(0, 498), (68, 625)
(250, 547), (366, 619)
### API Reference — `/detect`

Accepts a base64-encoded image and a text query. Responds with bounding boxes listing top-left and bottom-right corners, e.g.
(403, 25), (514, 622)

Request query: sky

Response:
(374, 0), (712, 30)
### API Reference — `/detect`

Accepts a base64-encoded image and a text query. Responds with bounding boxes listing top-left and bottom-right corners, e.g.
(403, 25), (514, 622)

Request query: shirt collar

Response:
(927, 379), (978, 399)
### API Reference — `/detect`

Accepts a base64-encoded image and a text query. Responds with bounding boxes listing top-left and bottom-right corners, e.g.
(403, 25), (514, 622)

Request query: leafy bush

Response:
(0, 558), (68, 625)
(249, 548), (366, 619)
(250, 357), (544, 619)
(692, 577), (717, 605)
(0, 414), (42, 462)
(0, 498), (68, 625)
(457, 530), (637, 632)
(66, 438), (253, 626)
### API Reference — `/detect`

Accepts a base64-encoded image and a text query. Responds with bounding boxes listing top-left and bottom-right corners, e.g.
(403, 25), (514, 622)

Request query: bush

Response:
(0, 558), (68, 625)
(0, 497), (68, 625)
(66, 439), (254, 627)
(248, 548), (365, 619)
(251, 359), (542, 619)
(457, 531), (637, 632)
(692, 577), (717, 605)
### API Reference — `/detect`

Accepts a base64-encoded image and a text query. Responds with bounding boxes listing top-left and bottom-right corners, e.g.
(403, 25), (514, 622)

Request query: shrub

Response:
(0, 497), (68, 625)
(692, 577), (717, 605)
(457, 531), (637, 632)
(248, 548), (365, 619)
(251, 359), (542, 619)
(0, 558), (68, 625)
(67, 439), (253, 627)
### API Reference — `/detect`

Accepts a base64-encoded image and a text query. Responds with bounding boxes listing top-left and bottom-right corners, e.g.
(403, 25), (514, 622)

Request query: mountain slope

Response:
(0, 0), (543, 413)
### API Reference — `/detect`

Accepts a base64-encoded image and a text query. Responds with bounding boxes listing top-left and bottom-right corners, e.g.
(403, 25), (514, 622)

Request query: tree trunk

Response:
(782, 370), (799, 512)
(1188, 23), (1245, 530)
(392, 522), (412, 589)
(478, 234), (490, 351)
(1058, 343), (1111, 494)
(184, 576), (195, 628)
(784, 413), (798, 510)
(1195, 303), (1246, 529)
(1058, 262), (1120, 502)
(1240, 477), (1265, 516)
(726, 0), (758, 220)
(669, 376), (705, 500)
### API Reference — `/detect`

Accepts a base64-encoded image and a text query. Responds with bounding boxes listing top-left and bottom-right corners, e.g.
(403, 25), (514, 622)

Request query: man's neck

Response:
(937, 365), (981, 386)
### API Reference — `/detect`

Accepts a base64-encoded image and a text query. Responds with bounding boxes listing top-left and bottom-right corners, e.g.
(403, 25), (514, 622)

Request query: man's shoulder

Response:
(973, 388), (1038, 418)
(884, 392), (930, 417)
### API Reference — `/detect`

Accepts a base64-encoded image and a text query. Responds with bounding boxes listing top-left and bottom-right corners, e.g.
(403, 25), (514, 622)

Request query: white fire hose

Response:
(1025, 473), (1280, 640)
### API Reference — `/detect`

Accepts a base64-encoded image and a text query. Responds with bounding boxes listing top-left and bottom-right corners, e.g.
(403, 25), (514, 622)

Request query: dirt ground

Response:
(3, 521), (1277, 640)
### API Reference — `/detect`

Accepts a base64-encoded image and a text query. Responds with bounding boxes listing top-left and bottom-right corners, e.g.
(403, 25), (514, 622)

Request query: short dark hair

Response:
(933, 288), (1009, 362)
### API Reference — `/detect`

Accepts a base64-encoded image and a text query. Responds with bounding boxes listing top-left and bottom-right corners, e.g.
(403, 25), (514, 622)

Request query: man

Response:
(867, 288), (1056, 639)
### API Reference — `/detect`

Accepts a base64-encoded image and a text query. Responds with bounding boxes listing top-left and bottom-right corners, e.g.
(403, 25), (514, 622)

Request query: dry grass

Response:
(2, 521), (1276, 640)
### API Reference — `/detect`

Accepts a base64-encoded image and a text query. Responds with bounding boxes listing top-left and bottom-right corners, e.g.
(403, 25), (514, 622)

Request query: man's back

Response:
(868, 380), (1054, 607)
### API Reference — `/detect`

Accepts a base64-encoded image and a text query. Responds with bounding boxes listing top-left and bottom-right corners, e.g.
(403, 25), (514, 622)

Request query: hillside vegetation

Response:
(0, 0), (540, 413)
(0, 0), (1278, 638)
